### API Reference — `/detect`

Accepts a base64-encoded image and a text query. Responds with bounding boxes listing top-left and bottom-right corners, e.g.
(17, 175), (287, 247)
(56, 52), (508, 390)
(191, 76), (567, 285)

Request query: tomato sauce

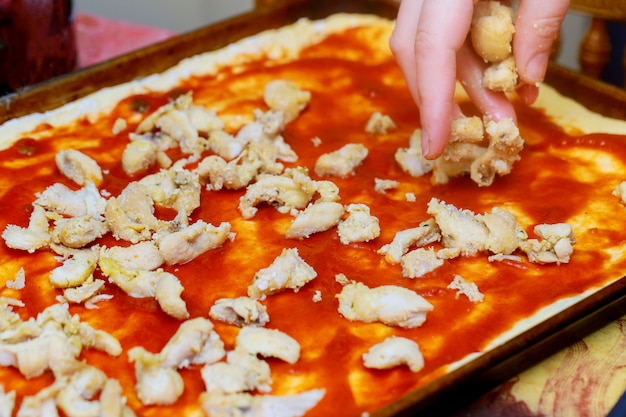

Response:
(1, 24), (626, 416)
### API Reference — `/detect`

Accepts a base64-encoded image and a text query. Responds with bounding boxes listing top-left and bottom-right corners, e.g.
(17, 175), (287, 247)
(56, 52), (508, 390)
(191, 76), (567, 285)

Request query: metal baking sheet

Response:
(2, 1), (626, 415)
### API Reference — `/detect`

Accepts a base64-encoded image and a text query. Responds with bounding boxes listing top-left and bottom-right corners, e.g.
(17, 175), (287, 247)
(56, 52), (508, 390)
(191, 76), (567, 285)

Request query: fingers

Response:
(389, 0), (424, 106)
(457, 41), (517, 123)
(514, 0), (570, 85)
(413, 0), (475, 158)
(391, 0), (563, 159)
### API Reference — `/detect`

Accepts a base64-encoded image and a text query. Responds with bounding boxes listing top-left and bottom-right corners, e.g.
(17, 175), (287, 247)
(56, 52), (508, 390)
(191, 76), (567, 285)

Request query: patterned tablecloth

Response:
(74, 12), (626, 417)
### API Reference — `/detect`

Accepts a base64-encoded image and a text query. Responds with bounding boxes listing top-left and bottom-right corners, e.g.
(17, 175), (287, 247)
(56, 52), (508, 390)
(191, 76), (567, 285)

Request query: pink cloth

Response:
(73, 12), (176, 68)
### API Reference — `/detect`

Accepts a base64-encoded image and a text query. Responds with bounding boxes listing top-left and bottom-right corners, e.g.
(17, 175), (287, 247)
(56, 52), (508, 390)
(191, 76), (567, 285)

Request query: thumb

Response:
(513, 0), (570, 85)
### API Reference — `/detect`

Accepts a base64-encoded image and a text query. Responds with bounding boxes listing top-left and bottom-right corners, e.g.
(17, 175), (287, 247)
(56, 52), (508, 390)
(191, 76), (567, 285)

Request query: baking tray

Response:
(2, 0), (626, 415)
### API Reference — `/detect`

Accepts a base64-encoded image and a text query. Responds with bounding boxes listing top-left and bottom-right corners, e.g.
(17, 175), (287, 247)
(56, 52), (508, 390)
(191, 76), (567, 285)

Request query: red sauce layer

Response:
(1, 24), (626, 417)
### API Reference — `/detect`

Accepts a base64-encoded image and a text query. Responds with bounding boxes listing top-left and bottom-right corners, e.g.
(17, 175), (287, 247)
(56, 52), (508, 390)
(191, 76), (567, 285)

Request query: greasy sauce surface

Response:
(2, 22), (626, 416)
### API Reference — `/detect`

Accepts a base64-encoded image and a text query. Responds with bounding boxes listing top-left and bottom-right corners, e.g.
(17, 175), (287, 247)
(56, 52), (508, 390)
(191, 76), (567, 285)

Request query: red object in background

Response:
(73, 12), (175, 68)
(0, 0), (77, 93)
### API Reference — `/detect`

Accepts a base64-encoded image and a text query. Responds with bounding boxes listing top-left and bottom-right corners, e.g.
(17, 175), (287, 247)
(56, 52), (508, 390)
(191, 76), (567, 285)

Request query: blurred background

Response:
(72, 0), (591, 73)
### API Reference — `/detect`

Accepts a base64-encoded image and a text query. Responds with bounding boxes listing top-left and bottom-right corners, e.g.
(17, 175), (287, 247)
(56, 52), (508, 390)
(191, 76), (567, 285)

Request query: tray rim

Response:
(3, 1), (626, 415)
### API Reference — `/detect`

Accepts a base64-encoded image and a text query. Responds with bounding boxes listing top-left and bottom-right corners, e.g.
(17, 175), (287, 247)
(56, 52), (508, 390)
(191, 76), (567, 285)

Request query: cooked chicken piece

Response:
(208, 130), (246, 160)
(122, 137), (158, 176)
(427, 198), (489, 255)
(62, 363), (108, 398)
(0, 304), (127, 416)
(535, 223), (576, 246)
(314, 179), (341, 202)
(0, 318), (41, 344)
(395, 130), (435, 177)
(248, 248), (317, 300)
(237, 109), (285, 144)
(430, 116), (487, 184)
(448, 274), (485, 303)
(483, 56), (518, 92)
(373, 178), (399, 194)
(99, 258), (189, 319)
(49, 305), (122, 357)
(284, 167), (328, 200)
(378, 218), (441, 264)
(488, 253), (523, 263)
(104, 182), (161, 243)
(127, 347), (184, 406)
(155, 273), (189, 320)
(196, 153), (258, 191)
(51, 215), (108, 248)
(239, 173), (312, 219)
(136, 91), (193, 133)
(112, 117), (127, 134)
(209, 297), (270, 327)
(362, 336), (424, 372)
(28, 203), (50, 232)
(519, 223), (576, 264)
(6, 267), (26, 290)
(98, 258), (159, 298)
(138, 168), (201, 215)
(158, 317), (220, 368)
(15, 383), (60, 417)
(401, 247), (444, 278)
(83, 294), (114, 310)
(36, 181), (107, 218)
(337, 281), (433, 328)
(49, 247), (99, 288)
(236, 326), (300, 364)
(235, 110), (297, 166)
(200, 389), (326, 417)
(191, 330), (227, 366)
(2, 224), (50, 253)
(432, 142), (487, 185)
(0, 297), (23, 309)
(78, 326), (121, 358)
(55, 149), (103, 187)
(56, 378), (102, 416)
(202, 362), (258, 395)
(479, 207), (526, 254)
(201, 347), (272, 394)
(60, 279), (106, 305)
(449, 116), (484, 144)
(612, 181), (626, 204)
(0, 385), (15, 417)
(286, 201), (344, 239)
(186, 104), (225, 133)
(156, 220), (232, 265)
(471, 0), (515, 63)
(0, 307), (35, 344)
(0, 328), (75, 378)
(263, 80), (311, 123)
(365, 112), (397, 134)
(3, 204), (53, 253)
(100, 379), (135, 417)
(314, 143), (368, 177)
(437, 247), (462, 260)
(470, 117), (523, 186)
(156, 108), (209, 156)
(100, 241), (164, 271)
(337, 203), (380, 244)
(0, 299), (20, 321)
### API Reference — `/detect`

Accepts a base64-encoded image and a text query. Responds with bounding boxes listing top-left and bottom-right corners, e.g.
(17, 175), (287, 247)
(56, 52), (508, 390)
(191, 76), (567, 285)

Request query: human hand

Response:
(389, 0), (570, 159)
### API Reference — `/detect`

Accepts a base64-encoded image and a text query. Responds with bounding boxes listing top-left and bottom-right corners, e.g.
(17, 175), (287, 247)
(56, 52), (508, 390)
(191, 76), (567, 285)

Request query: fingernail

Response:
(421, 130), (430, 158)
(524, 52), (549, 84)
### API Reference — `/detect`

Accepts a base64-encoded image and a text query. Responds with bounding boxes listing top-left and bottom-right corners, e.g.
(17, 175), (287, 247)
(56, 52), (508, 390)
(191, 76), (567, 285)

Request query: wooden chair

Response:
(565, 0), (626, 85)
